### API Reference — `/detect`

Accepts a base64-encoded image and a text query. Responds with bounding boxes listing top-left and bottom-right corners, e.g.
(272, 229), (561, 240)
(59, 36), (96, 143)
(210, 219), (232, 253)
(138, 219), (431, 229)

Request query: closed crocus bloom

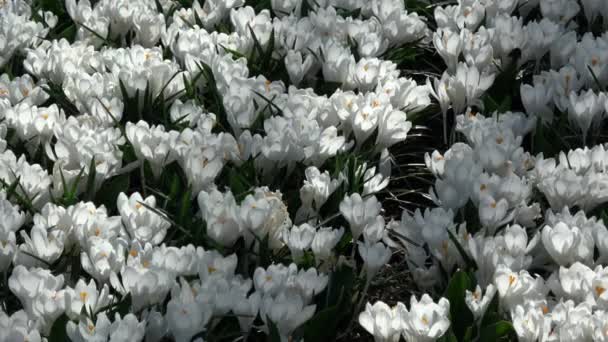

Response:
(81, 236), (127, 282)
(285, 50), (315, 87)
(479, 195), (511, 231)
(403, 294), (450, 341)
(593, 310), (608, 341)
(253, 263), (294, 296)
(511, 305), (543, 342)
(292, 267), (328, 304)
(66, 312), (112, 342)
(340, 193), (381, 241)
(540, 0), (581, 24)
(375, 107), (411, 151)
(300, 166), (341, 211)
(322, 42), (355, 84)
(358, 301), (402, 342)
(556, 301), (595, 341)
(15, 225), (65, 268)
(198, 250), (238, 282)
(271, 0), (300, 17)
(133, 13), (164, 48)
(151, 244), (199, 276)
(260, 291), (316, 342)
(491, 14), (526, 64)
(231, 7), (273, 49)
(282, 223), (316, 260)
(8, 265), (66, 334)
(358, 241), (391, 280)
(166, 278), (211, 342)
(567, 89), (606, 141)
(521, 83), (554, 124)
(233, 291), (261, 333)
(363, 216), (386, 244)
(126, 121), (179, 179)
(311, 226), (344, 263)
(0, 310), (42, 342)
(465, 284), (496, 319)
(352, 102), (382, 146)
(197, 188), (242, 247)
(64, 279), (112, 320)
(0, 231), (16, 272)
(547, 262), (595, 304)
(110, 263), (173, 312)
(433, 28), (462, 73)
(446, 63), (495, 115)
(223, 83), (256, 135)
(541, 222), (594, 266)
(109, 313), (146, 342)
(0, 191), (25, 233)
(117, 192), (171, 246)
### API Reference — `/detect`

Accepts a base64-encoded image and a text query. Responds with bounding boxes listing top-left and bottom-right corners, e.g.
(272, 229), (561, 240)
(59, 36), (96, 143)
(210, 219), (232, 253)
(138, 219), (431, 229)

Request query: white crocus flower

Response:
(126, 121), (179, 179)
(547, 262), (595, 304)
(300, 166), (341, 212)
(117, 192), (171, 246)
(465, 284), (497, 319)
(358, 241), (392, 281)
(66, 312), (112, 342)
(282, 223), (316, 260)
(340, 193), (381, 241)
(511, 305), (544, 342)
(64, 279), (113, 320)
(402, 294), (451, 341)
(260, 291), (316, 342)
(15, 225), (65, 268)
(567, 90), (606, 141)
(541, 222), (595, 266)
(358, 301), (403, 342)
(8, 265), (66, 335)
(166, 278), (212, 342)
(109, 313), (146, 342)
(311, 226), (344, 264)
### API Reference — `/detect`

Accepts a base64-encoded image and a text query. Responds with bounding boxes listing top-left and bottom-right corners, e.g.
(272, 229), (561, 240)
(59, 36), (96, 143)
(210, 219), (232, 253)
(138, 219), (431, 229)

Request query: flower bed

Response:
(1, 0), (608, 341)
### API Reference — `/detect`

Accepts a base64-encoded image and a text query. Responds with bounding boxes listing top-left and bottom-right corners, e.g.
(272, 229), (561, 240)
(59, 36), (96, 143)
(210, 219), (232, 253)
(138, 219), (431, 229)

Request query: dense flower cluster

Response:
(373, 0), (608, 341)
(0, 0), (428, 341)
(2, 0), (608, 341)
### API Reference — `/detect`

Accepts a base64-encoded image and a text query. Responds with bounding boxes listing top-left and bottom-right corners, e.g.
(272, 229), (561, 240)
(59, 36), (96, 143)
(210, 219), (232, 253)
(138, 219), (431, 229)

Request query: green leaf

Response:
(479, 321), (515, 341)
(303, 303), (340, 341)
(94, 173), (130, 213)
(483, 94), (511, 113)
(177, 187), (192, 226)
(447, 229), (477, 270)
(444, 270), (475, 340)
(109, 293), (132, 317)
(48, 314), (70, 341)
(85, 156), (97, 201)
